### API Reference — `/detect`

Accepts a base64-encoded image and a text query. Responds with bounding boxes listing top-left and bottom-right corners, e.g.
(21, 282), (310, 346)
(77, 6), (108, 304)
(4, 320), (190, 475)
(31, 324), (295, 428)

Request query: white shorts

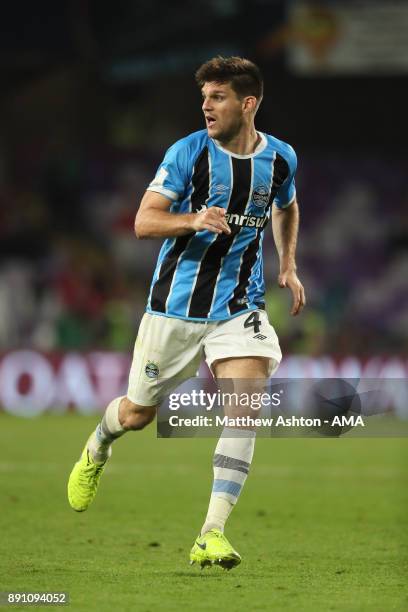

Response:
(127, 309), (282, 406)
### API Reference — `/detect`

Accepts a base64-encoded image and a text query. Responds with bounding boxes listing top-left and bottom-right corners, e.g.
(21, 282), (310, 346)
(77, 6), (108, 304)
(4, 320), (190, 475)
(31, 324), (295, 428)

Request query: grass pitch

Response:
(0, 414), (407, 611)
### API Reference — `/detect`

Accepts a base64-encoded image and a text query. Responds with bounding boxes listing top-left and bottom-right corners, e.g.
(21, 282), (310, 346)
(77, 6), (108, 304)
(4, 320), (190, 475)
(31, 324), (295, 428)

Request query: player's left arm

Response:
(271, 144), (305, 316)
(272, 198), (306, 316)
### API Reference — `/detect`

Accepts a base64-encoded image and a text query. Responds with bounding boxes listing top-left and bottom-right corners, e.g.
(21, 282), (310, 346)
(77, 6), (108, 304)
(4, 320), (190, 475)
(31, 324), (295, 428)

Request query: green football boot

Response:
(190, 528), (241, 570)
(67, 438), (109, 512)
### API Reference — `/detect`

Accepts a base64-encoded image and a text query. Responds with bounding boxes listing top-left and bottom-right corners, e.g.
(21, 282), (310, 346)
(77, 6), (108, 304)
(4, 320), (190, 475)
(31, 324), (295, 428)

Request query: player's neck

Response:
(217, 125), (260, 156)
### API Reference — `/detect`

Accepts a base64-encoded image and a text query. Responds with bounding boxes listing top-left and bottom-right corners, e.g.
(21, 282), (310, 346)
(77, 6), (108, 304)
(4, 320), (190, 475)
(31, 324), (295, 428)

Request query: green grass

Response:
(0, 414), (407, 611)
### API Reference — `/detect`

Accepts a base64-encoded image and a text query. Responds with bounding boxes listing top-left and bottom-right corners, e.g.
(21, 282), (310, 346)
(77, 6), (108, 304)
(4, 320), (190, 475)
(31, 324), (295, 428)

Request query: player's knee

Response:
(119, 397), (157, 431)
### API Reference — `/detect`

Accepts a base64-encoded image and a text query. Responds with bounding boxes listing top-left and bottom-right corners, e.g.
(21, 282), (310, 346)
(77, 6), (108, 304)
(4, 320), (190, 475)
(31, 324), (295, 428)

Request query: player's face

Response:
(201, 82), (245, 141)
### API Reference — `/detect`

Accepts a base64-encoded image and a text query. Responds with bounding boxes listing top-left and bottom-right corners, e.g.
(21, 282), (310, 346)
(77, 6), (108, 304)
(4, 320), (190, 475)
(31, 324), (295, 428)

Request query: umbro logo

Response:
(214, 184), (229, 194)
(254, 333), (267, 340)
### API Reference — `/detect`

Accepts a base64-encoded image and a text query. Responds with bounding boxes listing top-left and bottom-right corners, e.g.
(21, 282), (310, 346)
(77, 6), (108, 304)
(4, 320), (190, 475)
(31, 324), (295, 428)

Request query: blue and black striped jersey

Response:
(145, 129), (297, 321)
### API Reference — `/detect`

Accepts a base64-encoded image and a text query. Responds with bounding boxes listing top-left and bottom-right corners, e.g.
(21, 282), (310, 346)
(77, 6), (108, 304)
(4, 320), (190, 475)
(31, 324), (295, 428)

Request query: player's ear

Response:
(243, 96), (257, 114)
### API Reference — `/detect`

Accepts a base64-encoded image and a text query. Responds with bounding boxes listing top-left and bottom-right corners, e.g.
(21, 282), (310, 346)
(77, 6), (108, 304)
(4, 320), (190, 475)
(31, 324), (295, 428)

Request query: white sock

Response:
(87, 396), (126, 463)
(201, 427), (256, 535)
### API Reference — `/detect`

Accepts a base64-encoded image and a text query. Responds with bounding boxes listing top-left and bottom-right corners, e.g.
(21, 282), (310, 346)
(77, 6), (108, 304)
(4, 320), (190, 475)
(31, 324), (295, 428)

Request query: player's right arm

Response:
(134, 191), (231, 239)
(135, 135), (231, 239)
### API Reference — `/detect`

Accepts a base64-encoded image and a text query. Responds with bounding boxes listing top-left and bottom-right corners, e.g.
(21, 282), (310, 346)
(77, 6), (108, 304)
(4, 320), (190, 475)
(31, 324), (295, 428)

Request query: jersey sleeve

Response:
(147, 139), (192, 202)
(273, 145), (297, 209)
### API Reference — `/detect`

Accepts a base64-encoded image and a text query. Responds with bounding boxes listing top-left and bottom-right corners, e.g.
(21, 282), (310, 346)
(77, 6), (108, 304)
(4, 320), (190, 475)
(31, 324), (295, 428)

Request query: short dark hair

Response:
(195, 56), (263, 101)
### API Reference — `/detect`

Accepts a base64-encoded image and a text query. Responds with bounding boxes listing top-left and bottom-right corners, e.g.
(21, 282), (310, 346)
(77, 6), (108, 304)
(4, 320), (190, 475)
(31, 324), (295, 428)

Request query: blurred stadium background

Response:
(1, 3), (407, 611)
(0, 0), (407, 414)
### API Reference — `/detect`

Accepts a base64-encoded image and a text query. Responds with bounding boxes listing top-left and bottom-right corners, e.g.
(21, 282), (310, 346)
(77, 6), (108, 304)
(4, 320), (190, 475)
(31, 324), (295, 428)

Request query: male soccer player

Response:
(68, 56), (305, 570)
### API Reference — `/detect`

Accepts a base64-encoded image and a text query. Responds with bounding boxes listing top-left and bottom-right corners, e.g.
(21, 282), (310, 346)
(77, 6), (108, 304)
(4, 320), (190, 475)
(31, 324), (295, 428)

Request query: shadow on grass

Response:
(171, 569), (269, 579)
(173, 570), (233, 579)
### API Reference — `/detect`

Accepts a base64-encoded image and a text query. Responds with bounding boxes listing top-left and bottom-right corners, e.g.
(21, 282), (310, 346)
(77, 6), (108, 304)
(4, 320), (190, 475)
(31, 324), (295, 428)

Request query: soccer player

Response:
(68, 56), (305, 570)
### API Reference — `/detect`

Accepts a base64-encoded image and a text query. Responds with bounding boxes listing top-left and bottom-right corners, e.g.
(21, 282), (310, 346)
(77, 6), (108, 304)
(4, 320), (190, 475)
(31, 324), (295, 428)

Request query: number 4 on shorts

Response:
(244, 311), (261, 334)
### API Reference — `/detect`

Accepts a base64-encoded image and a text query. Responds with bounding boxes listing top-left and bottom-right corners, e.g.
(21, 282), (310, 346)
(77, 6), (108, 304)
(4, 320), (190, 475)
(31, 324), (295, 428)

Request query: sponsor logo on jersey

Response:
(225, 213), (268, 228)
(236, 296), (249, 305)
(145, 361), (159, 378)
(197, 205), (268, 229)
(252, 185), (270, 208)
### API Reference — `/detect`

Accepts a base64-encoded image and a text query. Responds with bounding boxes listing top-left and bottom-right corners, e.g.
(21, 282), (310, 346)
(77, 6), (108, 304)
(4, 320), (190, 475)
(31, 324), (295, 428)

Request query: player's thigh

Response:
(205, 311), (280, 420)
(212, 356), (269, 379)
(127, 312), (204, 407)
(204, 309), (282, 380)
(212, 356), (270, 420)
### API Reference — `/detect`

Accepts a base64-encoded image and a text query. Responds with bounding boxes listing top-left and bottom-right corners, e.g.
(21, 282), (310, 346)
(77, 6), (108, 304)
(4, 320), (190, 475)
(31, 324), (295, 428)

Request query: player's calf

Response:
(86, 397), (156, 463)
(119, 398), (157, 431)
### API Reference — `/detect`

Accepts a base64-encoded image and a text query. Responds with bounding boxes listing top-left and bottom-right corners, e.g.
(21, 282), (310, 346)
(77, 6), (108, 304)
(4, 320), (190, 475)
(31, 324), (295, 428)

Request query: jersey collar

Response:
(212, 131), (267, 159)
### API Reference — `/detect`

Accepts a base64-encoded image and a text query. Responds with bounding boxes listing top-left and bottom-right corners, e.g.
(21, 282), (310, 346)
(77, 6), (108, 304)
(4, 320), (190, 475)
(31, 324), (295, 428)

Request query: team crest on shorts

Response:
(145, 361), (159, 379)
(252, 185), (269, 208)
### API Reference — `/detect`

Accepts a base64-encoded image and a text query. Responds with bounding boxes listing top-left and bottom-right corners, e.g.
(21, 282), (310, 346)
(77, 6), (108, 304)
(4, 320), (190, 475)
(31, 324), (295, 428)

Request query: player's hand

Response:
(191, 206), (231, 235)
(278, 269), (306, 316)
